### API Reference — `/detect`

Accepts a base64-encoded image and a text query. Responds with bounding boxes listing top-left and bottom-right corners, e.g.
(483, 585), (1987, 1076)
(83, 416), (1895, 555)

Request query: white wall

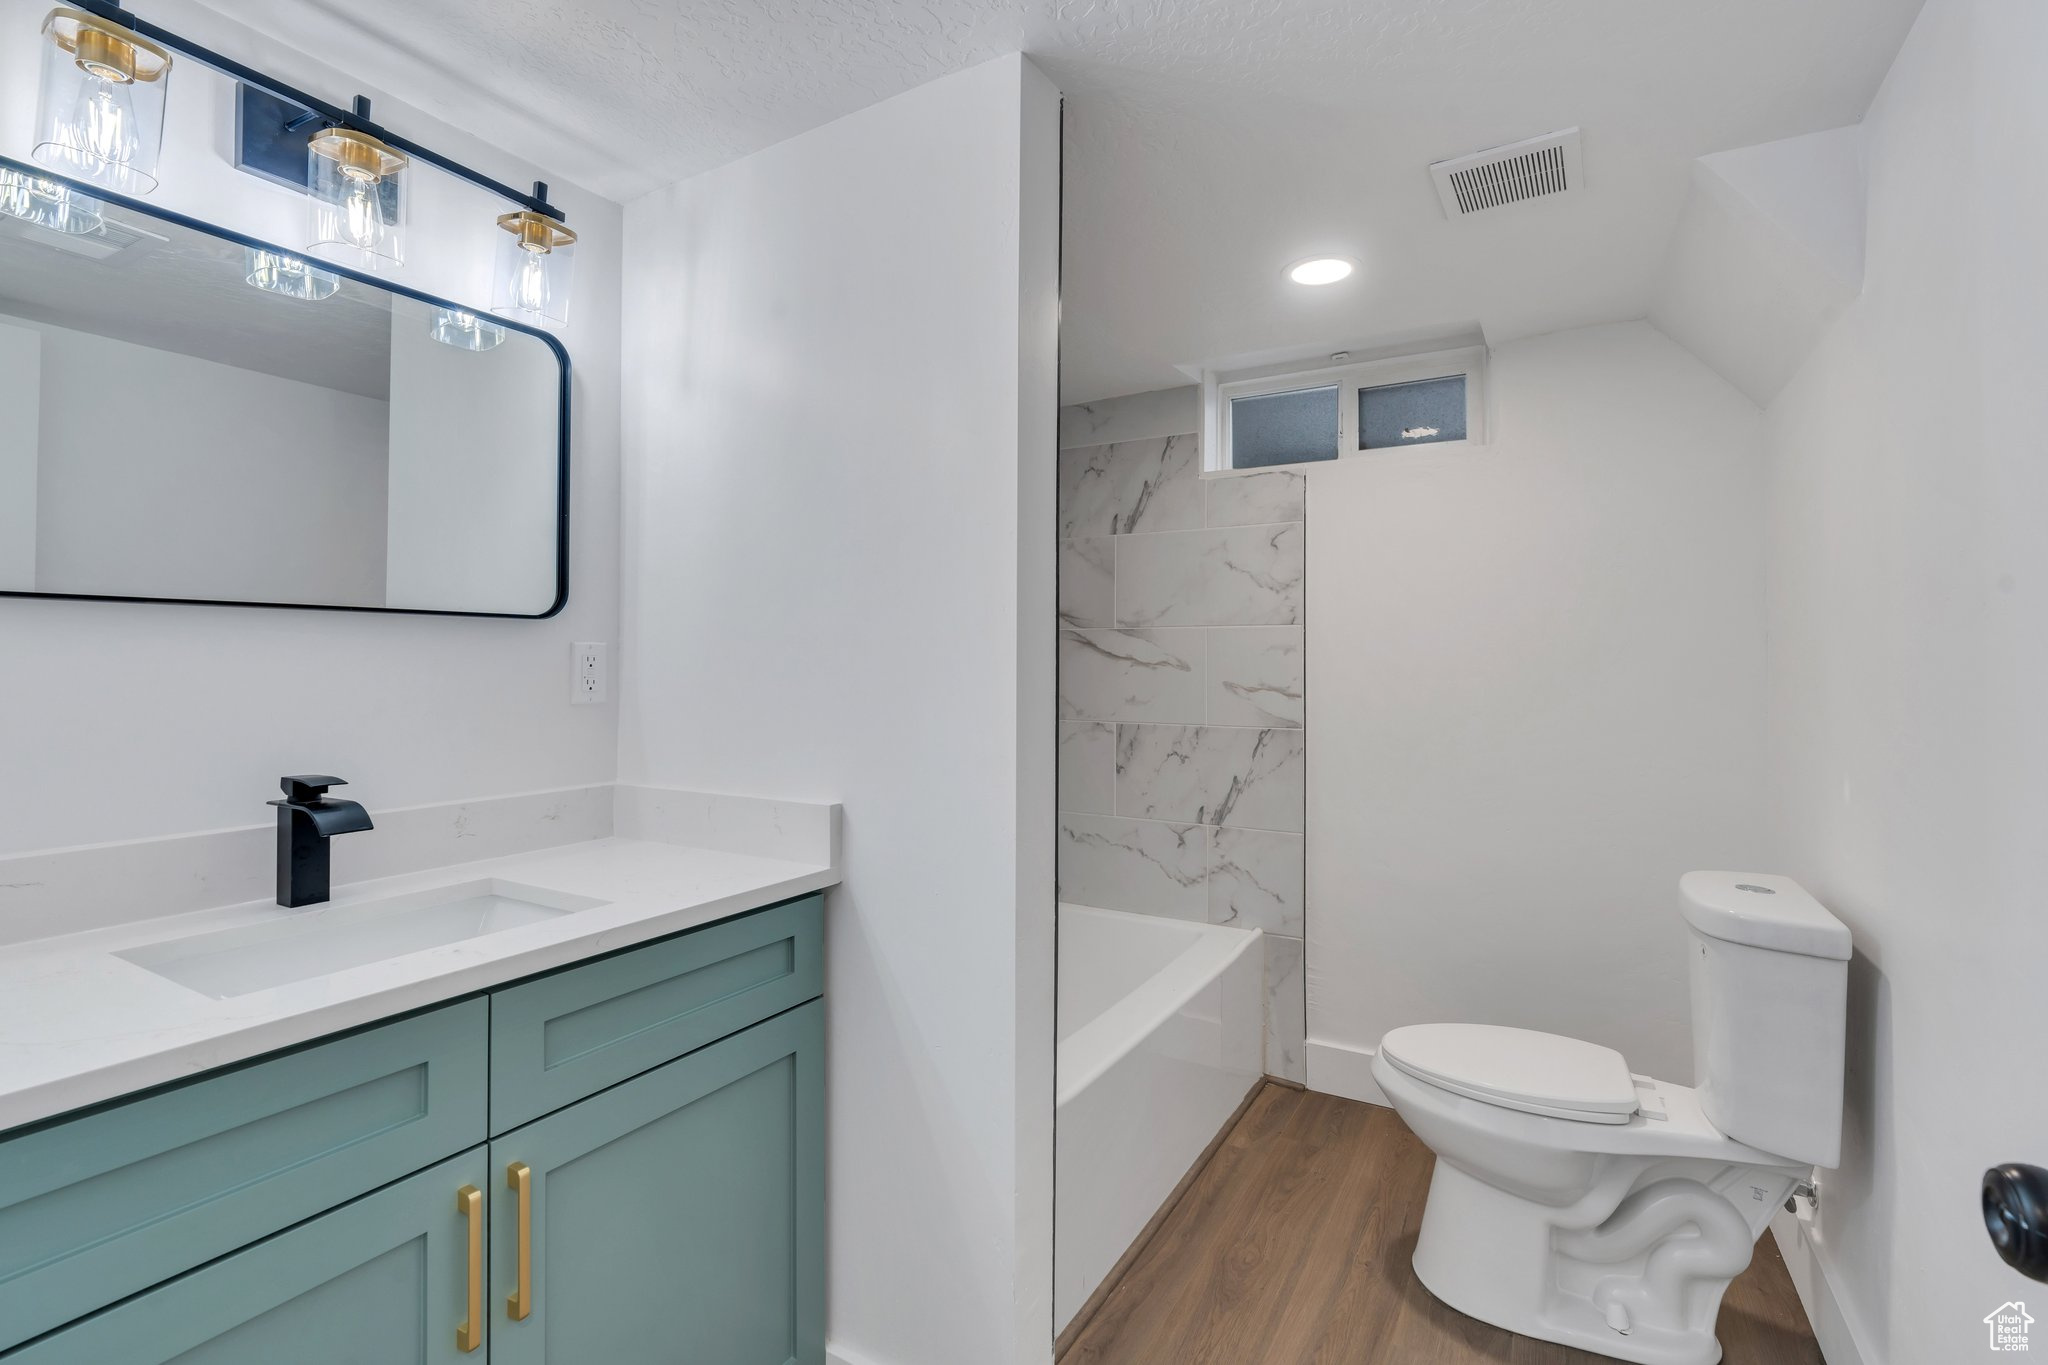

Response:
(0, 0), (622, 854)
(1306, 320), (1771, 1090)
(385, 300), (562, 614)
(26, 319), (388, 605)
(617, 54), (1061, 1365)
(1651, 126), (1866, 408)
(0, 318), (37, 590)
(1764, 0), (2048, 1357)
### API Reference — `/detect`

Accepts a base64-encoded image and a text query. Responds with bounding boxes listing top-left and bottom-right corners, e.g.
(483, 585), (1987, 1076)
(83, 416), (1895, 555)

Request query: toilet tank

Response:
(1681, 872), (1851, 1167)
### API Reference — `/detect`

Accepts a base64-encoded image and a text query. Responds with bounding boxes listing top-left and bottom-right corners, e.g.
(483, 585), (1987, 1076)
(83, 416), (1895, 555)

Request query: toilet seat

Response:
(1380, 1023), (1639, 1124)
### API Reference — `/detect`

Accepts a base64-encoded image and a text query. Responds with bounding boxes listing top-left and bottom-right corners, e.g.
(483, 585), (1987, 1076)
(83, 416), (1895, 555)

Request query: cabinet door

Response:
(4, 1149), (489, 1365)
(489, 1000), (824, 1365)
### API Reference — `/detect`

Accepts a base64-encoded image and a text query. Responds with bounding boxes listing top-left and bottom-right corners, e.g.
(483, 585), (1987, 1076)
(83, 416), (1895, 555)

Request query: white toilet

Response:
(1372, 872), (1851, 1365)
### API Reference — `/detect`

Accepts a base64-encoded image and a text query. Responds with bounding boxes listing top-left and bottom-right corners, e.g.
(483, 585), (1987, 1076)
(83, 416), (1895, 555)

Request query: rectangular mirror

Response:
(0, 156), (569, 618)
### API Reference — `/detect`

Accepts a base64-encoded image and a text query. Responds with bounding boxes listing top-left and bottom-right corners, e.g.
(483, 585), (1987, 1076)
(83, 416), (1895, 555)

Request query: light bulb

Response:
(339, 173), (384, 251)
(64, 71), (139, 172)
(511, 248), (551, 317)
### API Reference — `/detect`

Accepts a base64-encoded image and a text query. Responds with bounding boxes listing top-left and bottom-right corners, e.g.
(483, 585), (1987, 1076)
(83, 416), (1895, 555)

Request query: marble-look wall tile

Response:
(1059, 391), (1199, 450)
(1114, 724), (1305, 831)
(1115, 523), (1304, 628)
(1058, 629), (1205, 723)
(1206, 468), (1306, 528)
(1057, 814), (1207, 920)
(1058, 538), (1115, 627)
(1207, 627), (1304, 727)
(1058, 722), (1115, 815)
(1058, 435), (1202, 540)
(1056, 408), (1305, 1095)
(1208, 827), (1304, 936)
(1264, 934), (1306, 1083)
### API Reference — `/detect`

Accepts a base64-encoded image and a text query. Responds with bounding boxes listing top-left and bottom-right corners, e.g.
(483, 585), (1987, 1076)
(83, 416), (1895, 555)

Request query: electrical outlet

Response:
(571, 641), (608, 705)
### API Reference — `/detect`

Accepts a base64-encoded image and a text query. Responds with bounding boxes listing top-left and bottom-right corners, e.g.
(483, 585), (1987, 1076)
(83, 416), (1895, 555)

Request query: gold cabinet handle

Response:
(456, 1184), (484, 1352)
(507, 1161), (534, 1321)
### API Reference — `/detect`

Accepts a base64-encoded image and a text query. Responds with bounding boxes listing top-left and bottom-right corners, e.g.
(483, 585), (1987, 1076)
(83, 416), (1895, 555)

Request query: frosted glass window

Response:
(1230, 385), (1338, 468)
(1359, 375), (1466, 449)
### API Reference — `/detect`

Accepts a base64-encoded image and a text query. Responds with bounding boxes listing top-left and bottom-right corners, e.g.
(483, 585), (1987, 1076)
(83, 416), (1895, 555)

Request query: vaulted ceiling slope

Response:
(197, 0), (1925, 402)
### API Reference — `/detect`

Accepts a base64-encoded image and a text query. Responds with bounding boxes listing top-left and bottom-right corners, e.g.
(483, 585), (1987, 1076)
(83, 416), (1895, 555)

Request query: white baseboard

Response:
(828, 1346), (890, 1365)
(1305, 1038), (1389, 1107)
(1769, 1206), (1876, 1365)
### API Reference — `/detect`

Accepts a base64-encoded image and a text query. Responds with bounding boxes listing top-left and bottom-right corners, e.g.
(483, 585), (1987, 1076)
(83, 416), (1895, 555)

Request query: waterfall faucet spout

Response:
(268, 775), (374, 907)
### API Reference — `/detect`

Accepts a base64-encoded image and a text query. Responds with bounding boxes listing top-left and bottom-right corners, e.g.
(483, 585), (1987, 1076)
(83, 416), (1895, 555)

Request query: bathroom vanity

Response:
(0, 804), (836, 1363)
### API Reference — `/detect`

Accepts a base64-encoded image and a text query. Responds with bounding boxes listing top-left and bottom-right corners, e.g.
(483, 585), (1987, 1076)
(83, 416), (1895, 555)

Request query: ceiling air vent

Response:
(1430, 128), (1583, 218)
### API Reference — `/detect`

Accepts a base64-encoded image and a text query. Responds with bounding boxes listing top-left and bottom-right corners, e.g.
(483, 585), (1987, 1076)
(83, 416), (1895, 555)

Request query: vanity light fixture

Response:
(306, 124), (406, 271)
(491, 204), (576, 327)
(1287, 256), (1354, 286)
(429, 307), (506, 352)
(34, 1), (578, 327)
(244, 246), (339, 301)
(32, 7), (171, 195)
(0, 165), (105, 235)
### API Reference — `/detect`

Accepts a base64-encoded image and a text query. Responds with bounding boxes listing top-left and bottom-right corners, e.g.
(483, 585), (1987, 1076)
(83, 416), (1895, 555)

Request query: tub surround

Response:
(1056, 420), (1308, 1081)
(1055, 903), (1263, 1333)
(0, 788), (840, 1132)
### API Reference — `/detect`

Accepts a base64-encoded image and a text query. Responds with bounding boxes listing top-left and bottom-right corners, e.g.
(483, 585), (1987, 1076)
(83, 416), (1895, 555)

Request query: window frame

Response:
(1206, 345), (1488, 475)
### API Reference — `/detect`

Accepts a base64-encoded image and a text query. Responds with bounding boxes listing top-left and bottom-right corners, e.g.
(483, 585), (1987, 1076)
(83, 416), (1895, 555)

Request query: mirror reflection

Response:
(0, 160), (566, 616)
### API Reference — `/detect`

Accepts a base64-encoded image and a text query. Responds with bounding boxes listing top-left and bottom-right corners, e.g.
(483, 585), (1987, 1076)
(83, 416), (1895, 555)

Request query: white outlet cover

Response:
(571, 641), (608, 705)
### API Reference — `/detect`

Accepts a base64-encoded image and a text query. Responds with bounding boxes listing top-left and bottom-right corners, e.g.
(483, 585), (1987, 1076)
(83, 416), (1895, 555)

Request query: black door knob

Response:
(1984, 1164), (2048, 1281)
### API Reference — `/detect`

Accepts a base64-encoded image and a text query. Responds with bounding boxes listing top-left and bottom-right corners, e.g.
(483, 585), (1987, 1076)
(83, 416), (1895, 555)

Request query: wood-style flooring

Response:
(1060, 1084), (1823, 1365)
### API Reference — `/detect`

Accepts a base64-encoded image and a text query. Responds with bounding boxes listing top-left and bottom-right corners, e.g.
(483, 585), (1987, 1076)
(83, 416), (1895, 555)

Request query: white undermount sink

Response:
(117, 879), (608, 999)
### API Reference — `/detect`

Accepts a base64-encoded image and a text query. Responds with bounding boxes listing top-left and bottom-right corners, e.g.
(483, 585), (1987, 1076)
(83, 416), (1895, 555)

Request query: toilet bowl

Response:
(1374, 872), (1852, 1365)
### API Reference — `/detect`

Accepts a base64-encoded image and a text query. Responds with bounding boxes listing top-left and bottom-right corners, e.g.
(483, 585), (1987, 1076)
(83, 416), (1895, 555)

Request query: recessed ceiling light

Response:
(1287, 257), (1354, 286)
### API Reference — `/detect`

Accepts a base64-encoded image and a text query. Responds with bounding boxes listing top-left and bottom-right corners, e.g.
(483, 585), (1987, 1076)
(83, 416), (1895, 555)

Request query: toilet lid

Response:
(1380, 1023), (1639, 1124)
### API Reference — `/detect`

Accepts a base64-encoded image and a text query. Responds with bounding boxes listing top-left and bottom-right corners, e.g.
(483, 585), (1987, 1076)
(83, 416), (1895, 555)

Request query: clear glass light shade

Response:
(0, 166), (104, 235)
(306, 129), (407, 272)
(32, 10), (171, 195)
(429, 308), (507, 352)
(245, 247), (340, 301)
(490, 211), (576, 328)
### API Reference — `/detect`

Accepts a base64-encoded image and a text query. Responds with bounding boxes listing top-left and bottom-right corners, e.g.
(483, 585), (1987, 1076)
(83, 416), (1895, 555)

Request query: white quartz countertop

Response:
(0, 833), (838, 1133)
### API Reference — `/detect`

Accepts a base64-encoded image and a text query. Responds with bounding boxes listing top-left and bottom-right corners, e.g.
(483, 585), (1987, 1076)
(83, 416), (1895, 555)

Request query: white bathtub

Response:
(1055, 903), (1264, 1332)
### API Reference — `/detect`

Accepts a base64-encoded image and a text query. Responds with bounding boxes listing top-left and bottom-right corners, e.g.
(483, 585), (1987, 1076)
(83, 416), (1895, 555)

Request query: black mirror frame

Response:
(0, 152), (572, 620)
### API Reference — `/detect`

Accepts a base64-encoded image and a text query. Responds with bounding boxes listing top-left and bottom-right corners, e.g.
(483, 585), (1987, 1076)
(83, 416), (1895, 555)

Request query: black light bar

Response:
(71, 0), (567, 223)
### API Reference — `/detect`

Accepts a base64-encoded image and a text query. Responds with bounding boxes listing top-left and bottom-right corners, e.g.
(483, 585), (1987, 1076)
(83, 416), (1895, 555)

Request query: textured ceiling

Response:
(193, 0), (1926, 401)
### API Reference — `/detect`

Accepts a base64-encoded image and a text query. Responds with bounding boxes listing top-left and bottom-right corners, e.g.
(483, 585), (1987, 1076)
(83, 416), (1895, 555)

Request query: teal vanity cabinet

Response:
(0, 894), (825, 1364)
(488, 1000), (824, 1364)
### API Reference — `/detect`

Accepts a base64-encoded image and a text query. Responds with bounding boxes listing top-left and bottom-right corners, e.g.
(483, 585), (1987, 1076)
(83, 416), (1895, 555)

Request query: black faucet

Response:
(268, 775), (375, 907)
